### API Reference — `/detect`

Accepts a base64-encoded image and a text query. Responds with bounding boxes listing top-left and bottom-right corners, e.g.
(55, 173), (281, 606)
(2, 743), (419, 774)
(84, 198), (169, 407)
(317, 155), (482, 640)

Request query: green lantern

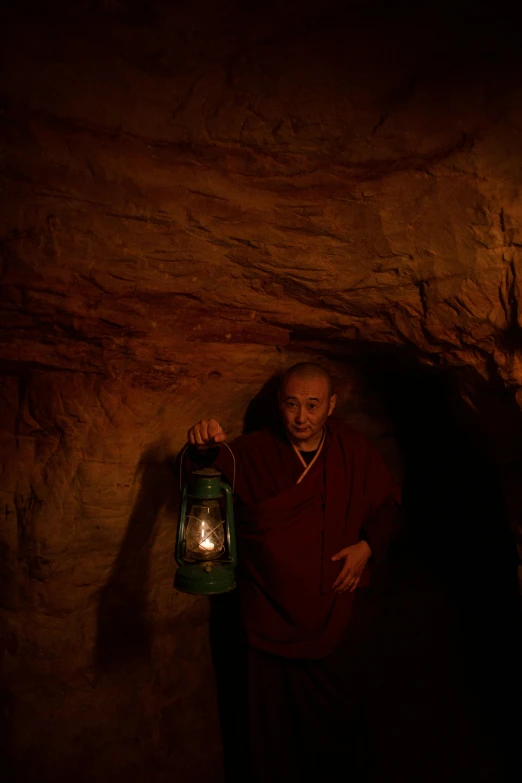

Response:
(175, 467), (237, 595)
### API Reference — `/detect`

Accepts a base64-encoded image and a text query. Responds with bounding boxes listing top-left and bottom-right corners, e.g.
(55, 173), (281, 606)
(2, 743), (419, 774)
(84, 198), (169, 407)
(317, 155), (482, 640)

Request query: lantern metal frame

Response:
(175, 465), (237, 595)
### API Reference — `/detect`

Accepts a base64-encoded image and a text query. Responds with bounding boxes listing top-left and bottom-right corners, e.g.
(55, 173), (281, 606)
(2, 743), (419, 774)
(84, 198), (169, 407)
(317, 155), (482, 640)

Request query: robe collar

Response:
(291, 427), (326, 484)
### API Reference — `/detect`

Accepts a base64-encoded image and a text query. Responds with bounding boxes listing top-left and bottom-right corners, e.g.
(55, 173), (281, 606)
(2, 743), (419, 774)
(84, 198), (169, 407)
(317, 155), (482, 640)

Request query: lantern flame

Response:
(184, 502), (224, 561)
(199, 521), (215, 551)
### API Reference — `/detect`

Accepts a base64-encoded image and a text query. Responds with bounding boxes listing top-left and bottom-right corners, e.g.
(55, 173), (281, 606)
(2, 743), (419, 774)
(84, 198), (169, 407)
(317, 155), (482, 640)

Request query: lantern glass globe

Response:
(184, 499), (225, 561)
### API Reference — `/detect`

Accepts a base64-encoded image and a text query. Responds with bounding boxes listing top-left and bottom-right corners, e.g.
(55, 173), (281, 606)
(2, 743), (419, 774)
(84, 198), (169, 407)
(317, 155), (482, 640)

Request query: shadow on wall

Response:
(94, 437), (180, 671)
(93, 437), (225, 783)
(242, 374), (281, 434)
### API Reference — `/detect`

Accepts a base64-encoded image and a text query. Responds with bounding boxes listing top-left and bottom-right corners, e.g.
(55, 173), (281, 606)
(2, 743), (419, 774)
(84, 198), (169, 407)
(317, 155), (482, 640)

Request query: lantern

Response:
(175, 467), (237, 595)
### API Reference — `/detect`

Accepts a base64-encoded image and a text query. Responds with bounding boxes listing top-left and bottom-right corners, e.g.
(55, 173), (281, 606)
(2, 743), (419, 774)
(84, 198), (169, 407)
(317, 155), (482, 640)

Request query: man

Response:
(187, 363), (400, 782)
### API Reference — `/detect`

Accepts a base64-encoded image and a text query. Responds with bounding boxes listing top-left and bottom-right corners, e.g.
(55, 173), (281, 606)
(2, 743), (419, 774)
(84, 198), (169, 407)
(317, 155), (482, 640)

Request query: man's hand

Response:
(331, 540), (371, 593)
(187, 419), (227, 450)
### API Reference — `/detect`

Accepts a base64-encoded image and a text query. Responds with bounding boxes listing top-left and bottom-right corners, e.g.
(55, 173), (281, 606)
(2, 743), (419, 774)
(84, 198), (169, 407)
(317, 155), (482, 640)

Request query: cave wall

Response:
(1, 1), (522, 780)
(0, 354), (397, 782)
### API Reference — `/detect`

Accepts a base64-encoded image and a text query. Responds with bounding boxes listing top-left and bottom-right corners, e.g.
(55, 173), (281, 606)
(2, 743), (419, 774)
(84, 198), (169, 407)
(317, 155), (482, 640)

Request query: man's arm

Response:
(331, 438), (401, 593)
(331, 540), (372, 593)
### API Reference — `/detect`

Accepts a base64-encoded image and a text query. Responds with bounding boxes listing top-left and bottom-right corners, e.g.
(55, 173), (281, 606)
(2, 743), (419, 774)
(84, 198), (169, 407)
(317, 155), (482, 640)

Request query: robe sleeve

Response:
(360, 443), (401, 564)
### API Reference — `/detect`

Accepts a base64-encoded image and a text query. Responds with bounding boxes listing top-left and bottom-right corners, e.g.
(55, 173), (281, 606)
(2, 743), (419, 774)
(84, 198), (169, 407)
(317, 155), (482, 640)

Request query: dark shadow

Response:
(94, 437), (180, 671)
(209, 375), (284, 783)
(355, 355), (522, 782)
(0, 543), (17, 781)
(242, 373), (282, 435)
(208, 591), (248, 783)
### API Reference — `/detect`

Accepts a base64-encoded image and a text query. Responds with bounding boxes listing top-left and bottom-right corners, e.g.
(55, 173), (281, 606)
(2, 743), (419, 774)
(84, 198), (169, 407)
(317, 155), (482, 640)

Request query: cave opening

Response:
(353, 350), (522, 781)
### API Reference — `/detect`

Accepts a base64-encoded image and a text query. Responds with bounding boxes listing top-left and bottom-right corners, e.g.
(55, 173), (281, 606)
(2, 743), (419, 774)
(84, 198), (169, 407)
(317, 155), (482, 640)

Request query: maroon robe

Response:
(204, 417), (400, 659)
(189, 417), (400, 782)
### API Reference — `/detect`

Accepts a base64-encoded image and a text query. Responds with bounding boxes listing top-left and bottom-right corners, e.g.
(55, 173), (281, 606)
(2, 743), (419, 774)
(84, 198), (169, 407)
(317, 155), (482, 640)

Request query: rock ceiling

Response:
(1, 1), (522, 395)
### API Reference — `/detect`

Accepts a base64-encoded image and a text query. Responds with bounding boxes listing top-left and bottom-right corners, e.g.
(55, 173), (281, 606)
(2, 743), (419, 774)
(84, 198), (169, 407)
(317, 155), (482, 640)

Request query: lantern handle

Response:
(222, 441), (236, 494)
(179, 441), (236, 493)
(179, 443), (188, 492)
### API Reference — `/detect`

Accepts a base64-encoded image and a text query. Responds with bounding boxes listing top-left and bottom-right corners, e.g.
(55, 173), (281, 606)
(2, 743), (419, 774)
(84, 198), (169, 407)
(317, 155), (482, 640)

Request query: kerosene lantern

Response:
(175, 467), (237, 594)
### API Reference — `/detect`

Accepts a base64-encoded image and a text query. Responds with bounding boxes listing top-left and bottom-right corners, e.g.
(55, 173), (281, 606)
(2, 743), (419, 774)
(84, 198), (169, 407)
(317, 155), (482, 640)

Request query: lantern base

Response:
(174, 562), (236, 595)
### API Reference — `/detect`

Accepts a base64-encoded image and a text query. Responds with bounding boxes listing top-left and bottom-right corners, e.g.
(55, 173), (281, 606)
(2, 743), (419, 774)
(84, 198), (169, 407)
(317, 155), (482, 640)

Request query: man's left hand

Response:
(331, 540), (372, 593)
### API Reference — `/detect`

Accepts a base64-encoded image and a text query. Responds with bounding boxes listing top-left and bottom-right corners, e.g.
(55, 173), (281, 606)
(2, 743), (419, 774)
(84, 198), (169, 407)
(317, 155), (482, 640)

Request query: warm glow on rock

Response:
(1, 2), (521, 782)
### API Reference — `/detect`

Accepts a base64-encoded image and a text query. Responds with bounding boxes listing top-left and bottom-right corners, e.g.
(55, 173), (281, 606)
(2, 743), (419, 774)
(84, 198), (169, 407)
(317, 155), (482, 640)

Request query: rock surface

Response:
(1, 2), (522, 781)
(2, 2), (522, 386)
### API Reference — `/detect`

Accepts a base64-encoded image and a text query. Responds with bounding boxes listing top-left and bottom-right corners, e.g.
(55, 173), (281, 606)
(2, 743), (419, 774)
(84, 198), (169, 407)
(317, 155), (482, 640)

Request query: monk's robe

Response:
(188, 417), (400, 782)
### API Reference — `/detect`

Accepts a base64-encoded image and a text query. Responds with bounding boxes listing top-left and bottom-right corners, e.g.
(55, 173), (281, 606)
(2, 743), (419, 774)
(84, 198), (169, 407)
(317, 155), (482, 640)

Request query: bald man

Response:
(186, 363), (400, 782)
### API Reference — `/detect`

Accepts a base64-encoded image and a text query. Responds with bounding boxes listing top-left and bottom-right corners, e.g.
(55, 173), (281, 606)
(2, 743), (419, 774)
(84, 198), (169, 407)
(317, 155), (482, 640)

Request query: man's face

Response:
(278, 375), (337, 447)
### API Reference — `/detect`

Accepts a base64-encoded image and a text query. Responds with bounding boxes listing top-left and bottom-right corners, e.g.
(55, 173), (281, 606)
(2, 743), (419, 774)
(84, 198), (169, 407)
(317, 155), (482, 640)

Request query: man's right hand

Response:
(187, 419), (227, 450)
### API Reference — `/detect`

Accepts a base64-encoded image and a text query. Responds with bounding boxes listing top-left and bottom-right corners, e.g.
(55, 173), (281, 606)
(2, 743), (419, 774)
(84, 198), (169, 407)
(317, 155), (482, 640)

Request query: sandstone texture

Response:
(1, 2), (522, 781)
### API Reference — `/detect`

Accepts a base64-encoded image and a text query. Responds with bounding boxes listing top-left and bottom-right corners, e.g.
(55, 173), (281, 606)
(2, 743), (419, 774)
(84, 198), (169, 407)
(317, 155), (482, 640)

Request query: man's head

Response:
(278, 363), (337, 449)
